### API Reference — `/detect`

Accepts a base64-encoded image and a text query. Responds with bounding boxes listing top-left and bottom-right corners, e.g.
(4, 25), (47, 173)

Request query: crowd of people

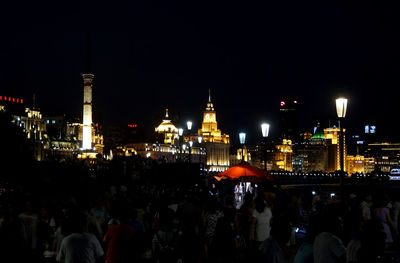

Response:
(0, 177), (399, 263)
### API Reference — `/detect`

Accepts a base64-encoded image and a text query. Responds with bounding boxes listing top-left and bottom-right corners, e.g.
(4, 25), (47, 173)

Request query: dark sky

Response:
(1, 1), (400, 144)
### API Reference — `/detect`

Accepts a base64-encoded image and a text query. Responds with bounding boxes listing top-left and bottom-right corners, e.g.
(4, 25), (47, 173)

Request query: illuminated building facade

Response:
(155, 109), (178, 144)
(66, 121), (104, 156)
(293, 126), (328, 173)
(324, 126), (347, 172)
(364, 143), (400, 172)
(235, 146), (251, 163)
(113, 142), (205, 163)
(1, 95), (48, 161)
(272, 139), (293, 171)
(346, 155), (375, 175)
(198, 91), (230, 171)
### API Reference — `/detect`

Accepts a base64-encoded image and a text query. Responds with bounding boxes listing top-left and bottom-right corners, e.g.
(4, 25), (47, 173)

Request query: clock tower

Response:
(198, 90), (230, 171)
(201, 90), (218, 135)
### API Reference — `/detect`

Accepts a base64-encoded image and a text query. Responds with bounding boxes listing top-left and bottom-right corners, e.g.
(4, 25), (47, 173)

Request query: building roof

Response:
(312, 123), (325, 139)
(155, 109), (178, 133)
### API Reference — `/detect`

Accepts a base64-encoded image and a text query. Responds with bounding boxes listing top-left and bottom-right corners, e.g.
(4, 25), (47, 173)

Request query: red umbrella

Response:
(214, 161), (274, 182)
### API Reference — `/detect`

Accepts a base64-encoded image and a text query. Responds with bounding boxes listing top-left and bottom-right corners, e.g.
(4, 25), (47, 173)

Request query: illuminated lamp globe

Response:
(239, 132), (246, 145)
(186, 121), (193, 131)
(335, 98), (348, 118)
(261, 123), (270, 138)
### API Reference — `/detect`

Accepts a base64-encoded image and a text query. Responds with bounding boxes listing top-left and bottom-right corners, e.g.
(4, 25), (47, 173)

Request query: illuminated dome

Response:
(155, 109), (178, 144)
(155, 109), (178, 133)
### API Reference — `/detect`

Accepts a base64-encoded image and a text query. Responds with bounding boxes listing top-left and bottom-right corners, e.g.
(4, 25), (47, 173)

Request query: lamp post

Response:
(239, 132), (246, 161)
(198, 136), (203, 166)
(182, 143), (187, 160)
(261, 123), (270, 170)
(336, 97), (348, 197)
(186, 121), (193, 163)
(188, 140), (193, 163)
(178, 128), (183, 161)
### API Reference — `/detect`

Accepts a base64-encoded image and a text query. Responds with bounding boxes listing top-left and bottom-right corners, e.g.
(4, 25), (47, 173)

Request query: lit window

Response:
(370, 126), (376, 134)
(46, 120), (49, 124)
(52, 120), (56, 124)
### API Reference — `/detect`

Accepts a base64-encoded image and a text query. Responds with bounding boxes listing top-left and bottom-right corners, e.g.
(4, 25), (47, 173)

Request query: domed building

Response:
(155, 109), (178, 144)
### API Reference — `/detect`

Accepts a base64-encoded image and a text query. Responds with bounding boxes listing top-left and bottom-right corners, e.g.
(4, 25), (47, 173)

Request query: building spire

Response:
(208, 89), (211, 102)
(86, 32), (92, 74)
(165, 108), (169, 118)
(32, 93), (36, 109)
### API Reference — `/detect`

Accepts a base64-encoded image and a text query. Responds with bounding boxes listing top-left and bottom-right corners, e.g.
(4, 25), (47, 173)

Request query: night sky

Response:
(1, 1), (400, 144)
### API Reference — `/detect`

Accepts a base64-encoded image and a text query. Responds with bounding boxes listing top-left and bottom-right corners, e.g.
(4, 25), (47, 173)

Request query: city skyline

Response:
(1, 2), (399, 143)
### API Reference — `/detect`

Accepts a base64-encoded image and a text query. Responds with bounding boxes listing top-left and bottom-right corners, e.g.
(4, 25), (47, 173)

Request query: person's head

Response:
(40, 207), (49, 218)
(305, 214), (323, 243)
(364, 194), (372, 203)
(320, 211), (342, 236)
(263, 189), (276, 207)
(254, 196), (266, 213)
(66, 212), (87, 233)
(23, 201), (33, 213)
(374, 196), (388, 208)
(270, 216), (291, 246)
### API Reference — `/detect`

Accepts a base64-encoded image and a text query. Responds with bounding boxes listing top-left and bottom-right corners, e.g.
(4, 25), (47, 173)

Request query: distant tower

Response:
(279, 99), (299, 140)
(82, 34), (94, 150)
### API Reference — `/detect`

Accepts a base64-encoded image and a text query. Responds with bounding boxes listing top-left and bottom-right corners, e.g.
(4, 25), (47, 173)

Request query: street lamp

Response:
(336, 97), (348, 196)
(178, 128), (184, 161)
(239, 132), (246, 161)
(186, 121), (193, 163)
(198, 136), (203, 167)
(261, 123), (270, 170)
(186, 121), (193, 131)
(188, 140), (193, 163)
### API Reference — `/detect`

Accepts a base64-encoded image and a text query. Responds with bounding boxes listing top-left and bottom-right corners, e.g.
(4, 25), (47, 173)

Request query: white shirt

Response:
(57, 233), (103, 263)
(252, 207), (272, 242)
(314, 232), (346, 263)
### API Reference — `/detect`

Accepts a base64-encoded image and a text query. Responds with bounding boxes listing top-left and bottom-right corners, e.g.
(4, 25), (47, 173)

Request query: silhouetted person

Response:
(313, 212), (346, 263)
(373, 196), (397, 246)
(358, 220), (386, 263)
(293, 214), (320, 263)
(259, 216), (292, 263)
(103, 210), (135, 263)
(57, 213), (103, 263)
